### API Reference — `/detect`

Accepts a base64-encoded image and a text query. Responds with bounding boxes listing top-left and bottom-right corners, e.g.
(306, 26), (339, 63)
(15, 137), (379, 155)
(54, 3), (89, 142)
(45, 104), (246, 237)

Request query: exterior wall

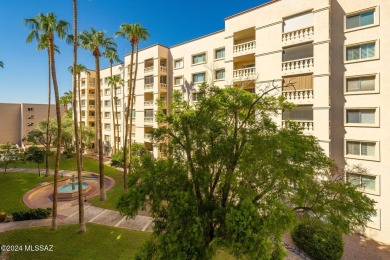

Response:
(75, 0), (390, 244)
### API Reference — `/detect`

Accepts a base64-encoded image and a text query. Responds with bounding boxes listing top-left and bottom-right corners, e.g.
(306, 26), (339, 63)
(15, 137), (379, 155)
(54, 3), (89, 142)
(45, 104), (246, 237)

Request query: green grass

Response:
(0, 173), (53, 214)
(0, 223), (150, 260)
(12, 155), (124, 211)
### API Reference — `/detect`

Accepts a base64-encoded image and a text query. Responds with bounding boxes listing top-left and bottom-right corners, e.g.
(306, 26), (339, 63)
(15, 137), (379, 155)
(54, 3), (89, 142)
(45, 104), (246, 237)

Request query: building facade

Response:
(77, 0), (390, 243)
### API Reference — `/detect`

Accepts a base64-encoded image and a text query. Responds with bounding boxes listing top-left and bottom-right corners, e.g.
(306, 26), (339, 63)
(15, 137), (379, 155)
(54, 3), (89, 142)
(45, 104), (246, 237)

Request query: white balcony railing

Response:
(282, 120), (314, 132)
(160, 83), (168, 90)
(282, 58), (314, 75)
(282, 26), (314, 46)
(144, 66), (153, 73)
(282, 89), (314, 101)
(233, 40), (256, 56)
(144, 100), (154, 107)
(144, 133), (153, 141)
(144, 117), (153, 125)
(160, 66), (167, 73)
(144, 83), (154, 91)
(81, 94), (86, 98)
(233, 67), (256, 81)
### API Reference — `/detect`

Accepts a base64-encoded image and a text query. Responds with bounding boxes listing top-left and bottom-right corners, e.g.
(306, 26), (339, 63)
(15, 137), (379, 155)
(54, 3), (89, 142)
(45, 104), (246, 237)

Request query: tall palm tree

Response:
(68, 64), (89, 169)
(107, 75), (124, 153)
(103, 50), (122, 154)
(60, 90), (72, 113)
(72, 0), (86, 233)
(79, 28), (116, 201)
(116, 23), (150, 190)
(25, 12), (69, 230)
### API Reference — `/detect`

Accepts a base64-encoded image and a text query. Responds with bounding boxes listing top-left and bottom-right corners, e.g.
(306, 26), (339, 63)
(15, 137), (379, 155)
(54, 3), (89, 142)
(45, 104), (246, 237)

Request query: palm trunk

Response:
(49, 33), (61, 230)
(115, 88), (120, 152)
(78, 73), (83, 170)
(95, 51), (106, 201)
(123, 43), (135, 191)
(110, 60), (116, 154)
(45, 49), (51, 177)
(73, 0), (86, 233)
(38, 163), (41, 177)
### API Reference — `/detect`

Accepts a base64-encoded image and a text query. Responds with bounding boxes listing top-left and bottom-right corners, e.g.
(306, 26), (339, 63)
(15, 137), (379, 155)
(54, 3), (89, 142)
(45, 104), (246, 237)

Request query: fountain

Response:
(58, 175), (92, 200)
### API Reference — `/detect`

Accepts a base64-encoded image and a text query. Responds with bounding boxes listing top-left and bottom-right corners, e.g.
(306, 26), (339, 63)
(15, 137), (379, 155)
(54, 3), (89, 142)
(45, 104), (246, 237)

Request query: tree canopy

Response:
(117, 85), (376, 259)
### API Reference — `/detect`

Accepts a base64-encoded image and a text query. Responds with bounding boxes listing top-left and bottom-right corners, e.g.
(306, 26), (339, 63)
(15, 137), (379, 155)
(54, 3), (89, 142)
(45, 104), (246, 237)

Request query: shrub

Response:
(291, 219), (343, 260)
(12, 208), (52, 221)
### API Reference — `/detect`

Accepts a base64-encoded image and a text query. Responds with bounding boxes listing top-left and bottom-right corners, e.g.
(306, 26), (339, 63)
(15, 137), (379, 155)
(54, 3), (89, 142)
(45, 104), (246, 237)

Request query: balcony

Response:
(144, 66), (153, 74)
(144, 133), (153, 142)
(233, 67), (256, 81)
(160, 83), (168, 91)
(144, 100), (154, 107)
(144, 83), (154, 92)
(88, 105), (96, 110)
(282, 26), (314, 47)
(89, 94), (95, 99)
(282, 58), (314, 76)
(160, 66), (167, 73)
(144, 117), (153, 126)
(88, 116), (95, 121)
(282, 120), (314, 134)
(131, 132), (135, 138)
(282, 89), (314, 104)
(233, 40), (256, 57)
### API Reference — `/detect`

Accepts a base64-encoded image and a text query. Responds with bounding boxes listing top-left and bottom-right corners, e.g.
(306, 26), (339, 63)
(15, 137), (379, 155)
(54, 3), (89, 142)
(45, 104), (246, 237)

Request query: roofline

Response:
(124, 43), (170, 58)
(225, 0), (280, 21)
(170, 29), (225, 49)
(100, 62), (125, 71)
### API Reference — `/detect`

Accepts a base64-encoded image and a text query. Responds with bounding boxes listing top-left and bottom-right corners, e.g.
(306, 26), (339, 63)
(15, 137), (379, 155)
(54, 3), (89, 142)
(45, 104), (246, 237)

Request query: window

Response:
(193, 73), (205, 83)
(104, 123), (111, 130)
(104, 100), (111, 107)
(346, 109), (375, 124)
(160, 75), (167, 84)
(174, 76), (183, 86)
(115, 124), (121, 131)
(116, 112), (121, 119)
(282, 105), (313, 121)
(346, 141), (375, 157)
(192, 92), (204, 102)
(144, 109), (153, 118)
(192, 53), (206, 64)
(283, 43), (313, 62)
(346, 11), (374, 30)
(104, 112), (110, 118)
(115, 137), (121, 143)
(104, 89), (110, 96)
(27, 115), (34, 119)
(104, 135), (110, 142)
(215, 48), (225, 59)
(174, 58), (183, 69)
(346, 76), (375, 92)
(347, 173), (377, 192)
(132, 109), (136, 118)
(215, 69), (225, 80)
(104, 77), (109, 84)
(283, 74), (313, 91)
(115, 87), (121, 94)
(346, 43), (375, 61)
(283, 11), (313, 33)
(27, 123), (34, 127)
(27, 107), (34, 112)
(145, 75), (154, 85)
(115, 99), (121, 107)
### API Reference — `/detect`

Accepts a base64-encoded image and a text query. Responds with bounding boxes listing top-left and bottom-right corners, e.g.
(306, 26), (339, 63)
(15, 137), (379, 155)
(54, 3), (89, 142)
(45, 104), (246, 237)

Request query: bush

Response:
(12, 208), (52, 221)
(291, 219), (343, 260)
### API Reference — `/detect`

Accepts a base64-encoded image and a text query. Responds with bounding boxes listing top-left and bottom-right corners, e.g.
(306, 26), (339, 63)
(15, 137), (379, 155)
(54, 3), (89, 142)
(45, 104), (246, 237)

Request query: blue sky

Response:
(0, 0), (267, 104)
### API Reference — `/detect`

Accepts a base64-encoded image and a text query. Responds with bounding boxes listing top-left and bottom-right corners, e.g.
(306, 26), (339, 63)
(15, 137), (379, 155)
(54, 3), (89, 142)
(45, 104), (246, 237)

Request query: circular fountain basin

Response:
(58, 181), (92, 200)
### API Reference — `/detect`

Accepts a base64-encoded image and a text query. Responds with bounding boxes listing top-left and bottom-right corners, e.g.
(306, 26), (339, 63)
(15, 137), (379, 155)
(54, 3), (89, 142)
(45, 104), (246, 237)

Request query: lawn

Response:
(12, 155), (125, 211)
(0, 173), (53, 214)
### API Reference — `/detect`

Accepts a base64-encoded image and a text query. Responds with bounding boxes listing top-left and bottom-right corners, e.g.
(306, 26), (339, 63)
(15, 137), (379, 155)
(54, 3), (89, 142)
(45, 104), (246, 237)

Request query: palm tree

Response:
(116, 23), (150, 190)
(68, 64), (89, 170)
(107, 75), (124, 153)
(79, 28), (116, 201)
(60, 90), (72, 113)
(0, 61), (3, 68)
(25, 12), (69, 230)
(103, 50), (122, 154)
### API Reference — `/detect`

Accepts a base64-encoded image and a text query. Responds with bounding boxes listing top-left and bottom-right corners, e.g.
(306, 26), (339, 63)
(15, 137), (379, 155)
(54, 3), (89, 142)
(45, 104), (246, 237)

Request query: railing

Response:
(144, 133), (153, 141)
(233, 40), (256, 56)
(282, 120), (314, 131)
(144, 117), (153, 125)
(160, 66), (167, 73)
(88, 105), (96, 109)
(160, 83), (168, 90)
(282, 58), (314, 75)
(81, 94), (86, 98)
(282, 26), (314, 46)
(282, 89), (314, 101)
(88, 94), (95, 99)
(88, 116), (95, 120)
(144, 66), (153, 73)
(131, 133), (135, 138)
(233, 67), (256, 81)
(89, 83), (95, 87)
(144, 100), (154, 107)
(144, 83), (154, 91)
(81, 115), (86, 119)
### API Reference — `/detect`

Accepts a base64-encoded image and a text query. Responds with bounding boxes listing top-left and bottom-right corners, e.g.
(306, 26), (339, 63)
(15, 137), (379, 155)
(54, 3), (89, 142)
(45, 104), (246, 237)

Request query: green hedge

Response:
(12, 208), (52, 221)
(292, 219), (343, 260)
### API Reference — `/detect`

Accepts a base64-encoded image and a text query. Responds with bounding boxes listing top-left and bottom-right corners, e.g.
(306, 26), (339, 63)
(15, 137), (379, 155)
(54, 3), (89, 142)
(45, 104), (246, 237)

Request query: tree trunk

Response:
(95, 51), (106, 201)
(123, 43), (135, 191)
(38, 163), (41, 177)
(110, 60), (116, 154)
(73, 0), (86, 233)
(78, 73), (83, 170)
(45, 49), (51, 177)
(115, 89), (120, 152)
(49, 32), (61, 231)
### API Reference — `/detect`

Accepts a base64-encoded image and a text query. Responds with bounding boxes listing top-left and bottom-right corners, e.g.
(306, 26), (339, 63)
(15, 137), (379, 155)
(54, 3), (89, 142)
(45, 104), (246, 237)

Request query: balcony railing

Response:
(233, 67), (256, 81)
(144, 133), (153, 142)
(88, 94), (95, 99)
(282, 58), (314, 75)
(160, 66), (167, 73)
(282, 89), (314, 102)
(160, 83), (168, 90)
(233, 40), (256, 56)
(88, 116), (95, 120)
(144, 66), (153, 73)
(144, 117), (153, 125)
(282, 120), (314, 132)
(282, 26), (314, 46)
(144, 100), (154, 107)
(88, 105), (96, 109)
(144, 83), (154, 91)
(131, 133), (135, 138)
(81, 94), (86, 98)
(89, 83), (95, 87)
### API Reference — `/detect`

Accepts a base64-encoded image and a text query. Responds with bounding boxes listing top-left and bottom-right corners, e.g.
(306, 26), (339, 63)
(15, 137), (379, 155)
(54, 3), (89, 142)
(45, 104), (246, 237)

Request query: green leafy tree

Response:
(117, 86), (376, 259)
(0, 144), (20, 175)
(115, 23), (150, 191)
(24, 146), (45, 177)
(60, 90), (72, 113)
(79, 28), (116, 201)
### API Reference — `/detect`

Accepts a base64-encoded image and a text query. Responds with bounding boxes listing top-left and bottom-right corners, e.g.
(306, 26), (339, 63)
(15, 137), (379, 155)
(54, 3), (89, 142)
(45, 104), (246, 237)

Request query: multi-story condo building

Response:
(77, 0), (390, 244)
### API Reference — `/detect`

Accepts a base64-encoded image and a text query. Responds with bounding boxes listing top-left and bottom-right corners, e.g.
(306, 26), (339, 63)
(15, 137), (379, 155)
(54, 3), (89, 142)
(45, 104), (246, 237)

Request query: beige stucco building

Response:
(0, 103), (58, 146)
(78, 0), (390, 243)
